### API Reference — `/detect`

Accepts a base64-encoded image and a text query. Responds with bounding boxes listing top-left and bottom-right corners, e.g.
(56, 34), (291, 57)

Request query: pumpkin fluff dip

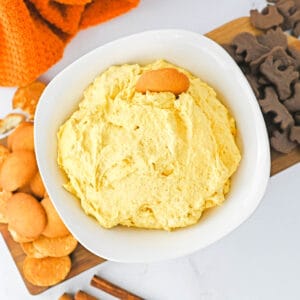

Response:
(57, 60), (241, 231)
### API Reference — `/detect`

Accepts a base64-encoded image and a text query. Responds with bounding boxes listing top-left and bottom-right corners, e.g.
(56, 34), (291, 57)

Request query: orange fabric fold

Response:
(0, 0), (65, 87)
(54, 0), (92, 4)
(80, 0), (140, 29)
(0, 0), (140, 87)
(29, 0), (85, 35)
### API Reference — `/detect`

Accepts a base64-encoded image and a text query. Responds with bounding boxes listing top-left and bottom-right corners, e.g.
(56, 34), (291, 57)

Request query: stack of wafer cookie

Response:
(0, 81), (78, 287)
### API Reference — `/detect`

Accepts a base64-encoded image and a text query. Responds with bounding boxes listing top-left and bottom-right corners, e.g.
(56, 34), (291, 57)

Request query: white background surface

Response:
(1, 0), (299, 299)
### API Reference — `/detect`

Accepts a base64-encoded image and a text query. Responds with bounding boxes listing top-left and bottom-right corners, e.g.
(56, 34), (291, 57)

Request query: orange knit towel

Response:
(0, 0), (140, 87)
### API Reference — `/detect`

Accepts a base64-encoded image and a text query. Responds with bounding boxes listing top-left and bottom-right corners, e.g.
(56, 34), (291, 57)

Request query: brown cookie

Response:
(290, 125), (300, 143)
(0, 150), (38, 191)
(250, 46), (294, 74)
(271, 129), (298, 153)
(7, 193), (47, 239)
(258, 75), (270, 85)
(232, 32), (269, 63)
(276, 0), (297, 30)
(222, 44), (244, 63)
(263, 113), (278, 136)
(245, 73), (262, 98)
(259, 87), (294, 130)
(294, 0), (300, 10)
(33, 235), (78, 257)
(295, 112), (300, 124)
(287, 46), (300, 70)
(41, 197), (70, 238)
(288, 10), (300, 28)
(283, 81), (300, 112)
(7, 122), (34, 152)
(257, 27), (288, 49)
(23, 256), (71, 287)
(292, 21), (300, 36)
(12, 81), (46, 120)
(0, 190), (12, 224)
(250, 6), (284, 30)
(30, 172), (46, 198)
(260, 55), (299, 100)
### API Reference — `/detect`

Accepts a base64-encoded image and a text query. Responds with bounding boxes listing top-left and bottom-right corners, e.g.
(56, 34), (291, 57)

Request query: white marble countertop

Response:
(2, 0), (300, 299)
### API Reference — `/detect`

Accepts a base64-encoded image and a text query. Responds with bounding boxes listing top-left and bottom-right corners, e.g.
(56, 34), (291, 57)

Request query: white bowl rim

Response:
(35, 29), (270, 263)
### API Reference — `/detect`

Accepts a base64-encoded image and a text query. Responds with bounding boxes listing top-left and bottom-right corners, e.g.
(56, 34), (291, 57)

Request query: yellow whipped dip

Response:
(57, 60), (241, 230)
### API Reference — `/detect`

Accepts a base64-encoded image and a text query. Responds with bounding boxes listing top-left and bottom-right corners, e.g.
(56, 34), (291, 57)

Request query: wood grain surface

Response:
(1, 16), (299, 296)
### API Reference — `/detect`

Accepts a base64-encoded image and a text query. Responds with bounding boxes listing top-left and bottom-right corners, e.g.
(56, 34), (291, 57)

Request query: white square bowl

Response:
(35, 29), (270, 263)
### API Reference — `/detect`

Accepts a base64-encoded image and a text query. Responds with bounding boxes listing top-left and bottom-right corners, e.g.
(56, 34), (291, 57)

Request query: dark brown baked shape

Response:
(260, 55), (298, 99)
(250, 46), (294, 73)
(250, 6), (284, 30)
(295, 112), (300, 124)
(288, 46), (300, 69)
(232, 32), (269, 63)
(271, 129), (298, 153)
(258, 76), (270, 85)
(290, 125), (300, 142)
(254, 0), (300, 37)
(259, 87), (295, 130)
(222, 44), (244, 63)
(292, 22), (300, 36)
(283, 81), (300, 111)
(257, 27), (288, 49)
(245, 73), (262, 98)
(222, 19), (300, 153)
(276, 0), (297, 30)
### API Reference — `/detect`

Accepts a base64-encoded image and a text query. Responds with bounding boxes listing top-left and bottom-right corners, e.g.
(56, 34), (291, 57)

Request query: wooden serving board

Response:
(1, 16), (300, 296)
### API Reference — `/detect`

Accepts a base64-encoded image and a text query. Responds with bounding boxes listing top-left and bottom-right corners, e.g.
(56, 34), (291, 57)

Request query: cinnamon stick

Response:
(59, 293), (73, 300)
(75, 290), (98, 300)
(90, 275), (143, 300)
